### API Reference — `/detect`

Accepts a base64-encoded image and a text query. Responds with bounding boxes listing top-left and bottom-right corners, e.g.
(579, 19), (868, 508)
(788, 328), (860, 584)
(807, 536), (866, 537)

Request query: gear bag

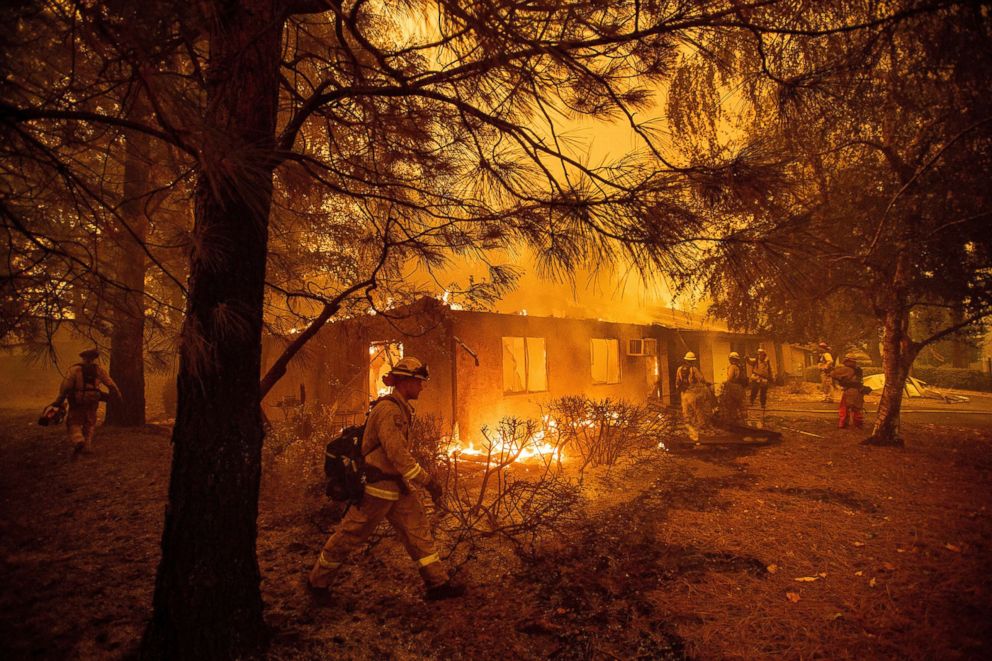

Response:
(324, 424), (367, 503)
(72, 363), (104, 405)
(323, 395), (407, 503)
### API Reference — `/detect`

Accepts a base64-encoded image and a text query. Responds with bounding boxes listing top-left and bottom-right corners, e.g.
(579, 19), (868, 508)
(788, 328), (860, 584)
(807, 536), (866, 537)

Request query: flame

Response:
(438, 289), (464, 311)
(446, 416), (564, 463)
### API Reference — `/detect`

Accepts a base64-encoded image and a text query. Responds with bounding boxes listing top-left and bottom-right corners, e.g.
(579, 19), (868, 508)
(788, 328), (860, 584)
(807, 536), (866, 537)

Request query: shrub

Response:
(543, 396), (676, 477)
(262, 403), (336, 513)
(912, 367), (992, 392)
(436, 416), (582, 562)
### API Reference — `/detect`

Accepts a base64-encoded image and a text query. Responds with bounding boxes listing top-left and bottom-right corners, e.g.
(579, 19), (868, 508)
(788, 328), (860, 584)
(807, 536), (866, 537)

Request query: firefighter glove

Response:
(426, 478), (443, 505)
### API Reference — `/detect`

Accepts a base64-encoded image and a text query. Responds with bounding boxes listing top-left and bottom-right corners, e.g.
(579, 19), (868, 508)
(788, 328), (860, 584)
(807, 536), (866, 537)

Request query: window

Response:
(368, 341), (403, 400)
(590, 338), (620, 384)
(502, 336), (547, 393)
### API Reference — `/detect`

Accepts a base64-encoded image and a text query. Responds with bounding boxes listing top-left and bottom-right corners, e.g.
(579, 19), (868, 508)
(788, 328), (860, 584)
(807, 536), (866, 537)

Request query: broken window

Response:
(590, 338), (620, 384)
(502, 336), (547, 393)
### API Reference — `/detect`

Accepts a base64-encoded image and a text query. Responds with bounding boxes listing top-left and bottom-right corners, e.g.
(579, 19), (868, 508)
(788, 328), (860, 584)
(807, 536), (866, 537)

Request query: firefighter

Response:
(831, 355), (866, 429)
(308, 357), (465, 602)
(49, 348), (122, 456)
(817, 342), (835, 403)
(717, 351), (748, 426)
(676, 352), (713, 438)
(747, 348), (773, 412)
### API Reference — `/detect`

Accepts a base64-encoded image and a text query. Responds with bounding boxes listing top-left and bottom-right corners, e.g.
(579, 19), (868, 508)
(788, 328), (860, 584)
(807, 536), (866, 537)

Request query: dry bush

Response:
(430, 417), (583, 564)
(262, 403), (337, 514)
(409, 413), (448, 485)
(544, 396), (677, 479)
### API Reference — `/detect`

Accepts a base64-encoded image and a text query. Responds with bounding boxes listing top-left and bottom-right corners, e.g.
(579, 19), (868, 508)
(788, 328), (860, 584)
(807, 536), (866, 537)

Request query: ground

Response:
(1, 389), (991, 660)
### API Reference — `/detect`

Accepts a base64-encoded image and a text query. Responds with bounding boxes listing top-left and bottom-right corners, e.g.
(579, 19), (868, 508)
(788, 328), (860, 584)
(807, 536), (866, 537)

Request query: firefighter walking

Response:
(49, 348), (122, 456)
(308, 357), (465, 602)
(717, 351), (748, 426)
(676, 352), (713, 439)
(817, 342), (835, 403)
(747, 348), (773, 413)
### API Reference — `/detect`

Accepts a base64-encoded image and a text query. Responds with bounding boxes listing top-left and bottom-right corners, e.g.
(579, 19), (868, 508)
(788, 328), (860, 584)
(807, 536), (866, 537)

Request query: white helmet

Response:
(387, 356), (430, 381)
(683, 351), (697, 361)
(728, 351), (740, 360)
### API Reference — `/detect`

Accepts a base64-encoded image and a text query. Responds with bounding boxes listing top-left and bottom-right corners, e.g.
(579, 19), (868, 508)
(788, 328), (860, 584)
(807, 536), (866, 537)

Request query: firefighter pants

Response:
(309, 490), (448, 590)
(839, 388), (865, 428)
(749, 380), (769, 408)
(66, 403), (98, 449)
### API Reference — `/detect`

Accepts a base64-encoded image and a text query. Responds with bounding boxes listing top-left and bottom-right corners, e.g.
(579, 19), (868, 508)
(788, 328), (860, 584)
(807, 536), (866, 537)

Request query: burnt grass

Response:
(2, 406), (992, 659)
(516, 466), (767, 660)
(762, 486), (880, 513)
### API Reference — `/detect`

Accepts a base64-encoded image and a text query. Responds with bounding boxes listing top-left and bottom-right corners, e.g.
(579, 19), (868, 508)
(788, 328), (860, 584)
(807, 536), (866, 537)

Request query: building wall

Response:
(708, 336), (733, 382)
(449, 311), (663, 438)
(779, 344), (811, 376)
(261, 322), (370, 424)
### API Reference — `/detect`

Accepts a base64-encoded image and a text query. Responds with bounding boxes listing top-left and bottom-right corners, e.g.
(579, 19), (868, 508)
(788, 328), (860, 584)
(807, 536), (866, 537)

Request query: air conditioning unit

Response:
(627, 338), (657, 356)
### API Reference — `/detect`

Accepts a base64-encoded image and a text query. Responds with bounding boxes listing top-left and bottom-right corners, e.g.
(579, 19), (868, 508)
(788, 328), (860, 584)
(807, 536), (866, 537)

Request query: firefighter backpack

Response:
(323, 395), (406, 503)
(323, 424), (367, 503)
(73, 363), (105, 405)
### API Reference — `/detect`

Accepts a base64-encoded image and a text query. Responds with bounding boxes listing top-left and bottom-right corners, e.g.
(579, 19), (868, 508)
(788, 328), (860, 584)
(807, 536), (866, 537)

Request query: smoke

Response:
(425, 248), (708, 325)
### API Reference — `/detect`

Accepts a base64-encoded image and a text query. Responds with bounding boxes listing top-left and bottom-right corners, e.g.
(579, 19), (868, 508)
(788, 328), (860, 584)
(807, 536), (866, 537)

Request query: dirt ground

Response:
(1, 396), (991, 660)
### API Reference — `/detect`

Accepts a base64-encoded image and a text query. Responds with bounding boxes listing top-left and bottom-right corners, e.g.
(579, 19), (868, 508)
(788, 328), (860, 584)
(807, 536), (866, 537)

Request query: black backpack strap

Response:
(81, 363), (98, 386)
(362, 394), (411, 457)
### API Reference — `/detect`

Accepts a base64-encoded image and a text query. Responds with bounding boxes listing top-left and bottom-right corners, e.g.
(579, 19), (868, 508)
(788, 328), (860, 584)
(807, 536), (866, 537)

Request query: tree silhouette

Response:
(1, 1), (957, 656)
(689, 1), (992, 445)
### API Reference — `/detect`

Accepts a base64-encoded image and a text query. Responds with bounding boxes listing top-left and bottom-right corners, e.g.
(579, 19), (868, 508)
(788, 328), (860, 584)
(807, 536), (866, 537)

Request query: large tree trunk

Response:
(865, 305), (918, 447)
(140, 2), (282, 658)
(106, 90), (150, 427)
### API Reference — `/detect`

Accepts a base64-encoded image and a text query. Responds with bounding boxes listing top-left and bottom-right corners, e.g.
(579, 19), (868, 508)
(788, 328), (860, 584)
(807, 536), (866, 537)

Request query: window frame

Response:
(501, 335), (549, 395)
(590, 337), (621, 385)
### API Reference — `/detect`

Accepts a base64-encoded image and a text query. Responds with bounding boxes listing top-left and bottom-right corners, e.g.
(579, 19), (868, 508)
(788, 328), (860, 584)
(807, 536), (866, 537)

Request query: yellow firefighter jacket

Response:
(361, 392), (430, 501)
(676, 364), (705, 392)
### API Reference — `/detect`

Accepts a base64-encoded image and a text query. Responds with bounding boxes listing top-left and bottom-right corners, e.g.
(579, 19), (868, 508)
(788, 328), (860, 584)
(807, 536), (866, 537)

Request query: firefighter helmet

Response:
(757, 347), (767, 355)
(79, 348), (100, 360)
(388, 357), (430, 381)
(683, 351), (697, 361)
(729, 351), (741, 360)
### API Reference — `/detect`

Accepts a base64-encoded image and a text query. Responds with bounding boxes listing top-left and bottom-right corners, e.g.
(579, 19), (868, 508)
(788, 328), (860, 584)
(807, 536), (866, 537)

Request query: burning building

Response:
(261, 298), (808, 438)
